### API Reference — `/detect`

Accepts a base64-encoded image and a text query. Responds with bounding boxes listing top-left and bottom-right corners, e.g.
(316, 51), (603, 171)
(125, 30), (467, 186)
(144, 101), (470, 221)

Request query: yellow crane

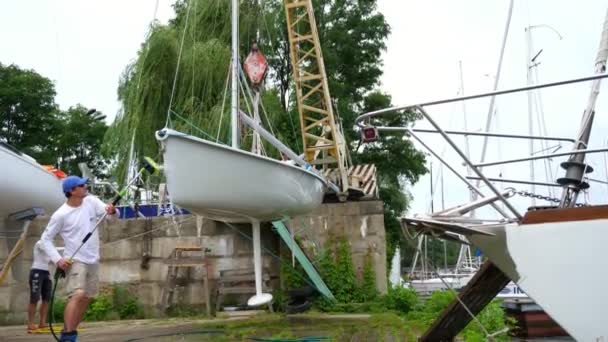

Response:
(283, 0), (352, 197)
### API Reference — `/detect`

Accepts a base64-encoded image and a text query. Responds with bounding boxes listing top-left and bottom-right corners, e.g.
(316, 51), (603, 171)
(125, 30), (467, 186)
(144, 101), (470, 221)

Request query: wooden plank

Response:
(174, 246), (203, 251)
(420, 261), (511, 341)
(217, 274), (270, 283)
(218, 286), (271, 295)
(521, 204), (608, 224)
(164, 258), (207, 266)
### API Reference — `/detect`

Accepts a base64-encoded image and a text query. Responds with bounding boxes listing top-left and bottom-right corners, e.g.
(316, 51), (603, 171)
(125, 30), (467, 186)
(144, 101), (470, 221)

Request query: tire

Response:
(287, 286), (316, 299)
(285, 298), (312, 314)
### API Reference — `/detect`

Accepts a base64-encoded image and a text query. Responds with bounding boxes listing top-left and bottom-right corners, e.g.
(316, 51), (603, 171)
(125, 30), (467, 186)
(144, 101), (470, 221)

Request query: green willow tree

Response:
(105, 0), (427, 264)
(104, 0), (279, 181)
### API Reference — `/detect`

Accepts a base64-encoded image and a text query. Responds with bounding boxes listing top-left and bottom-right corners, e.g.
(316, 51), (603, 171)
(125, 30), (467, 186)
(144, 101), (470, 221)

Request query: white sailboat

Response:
(155, 128), (325, 223)
(356, 5), (608, 339)
(155, 0), (326, 307)
(0, 142), (64, 225)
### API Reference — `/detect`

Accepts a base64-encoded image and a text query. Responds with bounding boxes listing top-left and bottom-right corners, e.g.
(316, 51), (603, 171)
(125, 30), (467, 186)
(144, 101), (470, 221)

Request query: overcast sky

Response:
(1, 1), (608, 217)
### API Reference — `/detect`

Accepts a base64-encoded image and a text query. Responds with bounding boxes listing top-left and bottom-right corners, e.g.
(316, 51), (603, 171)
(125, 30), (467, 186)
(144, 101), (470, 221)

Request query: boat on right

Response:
(356, 6), (608, 341)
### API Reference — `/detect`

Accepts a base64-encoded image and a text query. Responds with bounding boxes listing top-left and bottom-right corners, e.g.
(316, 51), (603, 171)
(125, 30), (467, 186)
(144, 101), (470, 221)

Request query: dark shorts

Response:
(29, 269), (52, 304)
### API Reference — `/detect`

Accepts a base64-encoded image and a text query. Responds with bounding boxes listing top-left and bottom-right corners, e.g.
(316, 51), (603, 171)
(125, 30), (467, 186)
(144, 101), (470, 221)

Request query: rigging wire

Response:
(239, 64), (278, 139)
(217, 61), (232, 143)
(166, 0), (194, 128)
(260, 0), (302, 153)
(136, 0), (161, 91)
(402, 230), (497, 339)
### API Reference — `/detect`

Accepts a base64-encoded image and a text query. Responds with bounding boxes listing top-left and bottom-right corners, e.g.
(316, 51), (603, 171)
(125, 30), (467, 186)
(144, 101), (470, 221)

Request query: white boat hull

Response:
(156, 129), (326, 222)
(468, 219), (608, 341)
(408, 275), (473, 296)
(0, 144), (64, 224)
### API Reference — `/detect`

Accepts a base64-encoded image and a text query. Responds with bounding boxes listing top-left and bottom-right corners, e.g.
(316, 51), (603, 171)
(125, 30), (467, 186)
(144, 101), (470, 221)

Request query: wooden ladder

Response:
(160, 246), (211, 316)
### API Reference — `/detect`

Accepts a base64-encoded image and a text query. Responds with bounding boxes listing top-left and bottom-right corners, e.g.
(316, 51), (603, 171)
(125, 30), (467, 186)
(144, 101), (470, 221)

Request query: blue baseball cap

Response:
(62, 176), (89, 193)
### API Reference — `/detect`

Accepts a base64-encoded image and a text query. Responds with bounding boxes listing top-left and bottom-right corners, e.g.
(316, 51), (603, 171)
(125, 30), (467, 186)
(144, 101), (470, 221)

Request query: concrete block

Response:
(204, 235), (235, 257)
(9, 285), (29, 313)
(325, 215), (346, 238)
(101, 239), (142, 260)
(140, 260), (170, 282)
(232, 234), (252, 256)
(183, 283), (210, 305)
(100, 220), (127, 242)
(374, 251), (388, 294)
(359, 200), (384, 215)
(0, 239), (8, 260)
(206, 256), (275, 280)
(157, 217), (200, 237)
(100, 259), (141, 283)
(18, 237), (39, 259)
(150, 237), (203, 258)
(0, 287), (11, 311)
(342, 216), (369, 239)
(368, 215), (386, 238)
(187, 264), (211, 281)
(328, 203), (348, 217)
(345, 202), (361, 216)
(135, 282), (163, 307)
(348, 235), (382, 254)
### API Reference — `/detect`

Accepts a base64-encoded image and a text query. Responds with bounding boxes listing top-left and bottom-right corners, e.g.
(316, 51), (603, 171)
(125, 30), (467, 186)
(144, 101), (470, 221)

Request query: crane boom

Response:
(283, 0), (350, 194)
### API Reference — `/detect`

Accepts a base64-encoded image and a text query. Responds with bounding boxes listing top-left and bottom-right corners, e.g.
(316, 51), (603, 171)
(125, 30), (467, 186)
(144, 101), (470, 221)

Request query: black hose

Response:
(123, 329), (224, 341)
(49, 270), (64, 342)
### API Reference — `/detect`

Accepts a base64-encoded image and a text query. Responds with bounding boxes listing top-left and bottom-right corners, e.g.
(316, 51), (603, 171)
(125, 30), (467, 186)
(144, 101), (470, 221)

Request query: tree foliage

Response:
(0, 63), (57, 162)
(0, 63), (108, 176)
(54, 105), (109, 178)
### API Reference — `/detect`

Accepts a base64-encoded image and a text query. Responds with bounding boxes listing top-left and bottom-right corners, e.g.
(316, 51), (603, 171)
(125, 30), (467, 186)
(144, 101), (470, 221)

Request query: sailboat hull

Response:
(156, 129), (326, 222)
(0, 144), (64, 224)
(469, 219), (608, 341)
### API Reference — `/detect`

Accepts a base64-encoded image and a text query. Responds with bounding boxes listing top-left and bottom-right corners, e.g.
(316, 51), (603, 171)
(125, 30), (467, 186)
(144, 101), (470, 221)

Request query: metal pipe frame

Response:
(381, 128), (576, 143)
(474, 147), (608, 168)
(239, 110), (341, 194)
(465, 176), (562, 188)
(430, 217), (509, 225)
(435, 189), (516, 217)
(413, 107), (523, 220)
(356, 73), (608, 126)
(407, 128), (512, 219)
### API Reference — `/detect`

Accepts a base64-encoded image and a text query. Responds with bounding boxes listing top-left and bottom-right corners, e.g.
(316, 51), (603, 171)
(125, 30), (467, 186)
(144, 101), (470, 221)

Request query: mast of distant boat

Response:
(557, 12), (608, 207)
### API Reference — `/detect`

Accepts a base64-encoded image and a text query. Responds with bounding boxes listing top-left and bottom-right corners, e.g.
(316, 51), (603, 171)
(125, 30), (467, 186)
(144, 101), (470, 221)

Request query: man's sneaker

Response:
(59, 330), (78, 342)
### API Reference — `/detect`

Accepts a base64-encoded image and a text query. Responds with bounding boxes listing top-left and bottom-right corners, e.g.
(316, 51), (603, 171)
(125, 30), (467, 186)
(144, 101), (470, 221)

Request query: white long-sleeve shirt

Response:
(40, 195), (119, 265)
(31, 240), (52, 271)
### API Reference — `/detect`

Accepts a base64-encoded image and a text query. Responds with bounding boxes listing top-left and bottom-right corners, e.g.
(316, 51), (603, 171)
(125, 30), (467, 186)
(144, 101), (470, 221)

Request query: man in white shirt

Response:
(39, 176), (118, 342)
(27, 241), (53, 332)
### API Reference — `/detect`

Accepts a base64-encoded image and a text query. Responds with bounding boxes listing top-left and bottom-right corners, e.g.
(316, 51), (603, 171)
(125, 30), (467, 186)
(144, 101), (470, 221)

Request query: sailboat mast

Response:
(525, 27), (536, 207)
(231, 0), (239, 149)
(558, 8), (608, 207)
